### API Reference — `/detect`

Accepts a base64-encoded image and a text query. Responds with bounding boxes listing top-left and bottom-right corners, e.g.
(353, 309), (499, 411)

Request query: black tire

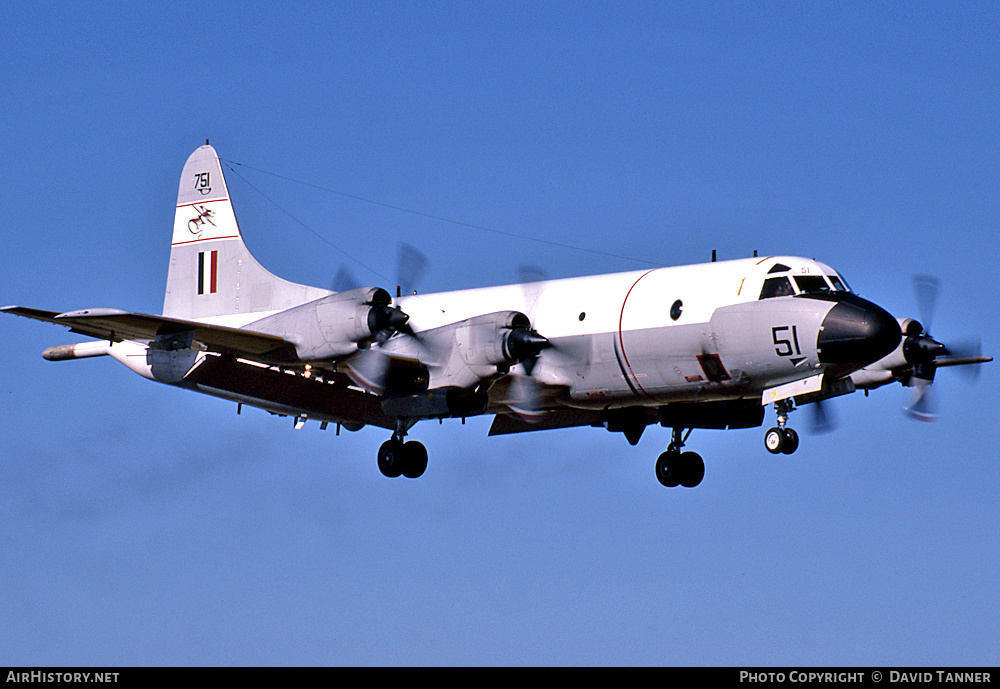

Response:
(780, 428), (799, 455)
(655, 451), (681, 488)
(377, 439), (404, 478)
(678, 452), (705, 488)
(401, 441), (428, 479)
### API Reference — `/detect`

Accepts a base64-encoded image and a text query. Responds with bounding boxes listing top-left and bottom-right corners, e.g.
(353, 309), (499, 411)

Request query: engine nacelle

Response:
(247, 287), (401, 362)
(399, 310), (547, 390)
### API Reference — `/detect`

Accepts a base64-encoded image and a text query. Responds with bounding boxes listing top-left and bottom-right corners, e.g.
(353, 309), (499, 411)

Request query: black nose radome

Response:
(817, 293), (901, 366)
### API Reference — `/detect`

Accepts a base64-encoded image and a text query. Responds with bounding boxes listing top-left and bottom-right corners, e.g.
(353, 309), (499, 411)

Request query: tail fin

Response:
(163, 144), (329, 321)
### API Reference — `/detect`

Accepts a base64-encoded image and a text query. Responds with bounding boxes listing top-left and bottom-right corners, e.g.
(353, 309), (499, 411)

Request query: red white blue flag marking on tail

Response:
(198, 250), (218, 295)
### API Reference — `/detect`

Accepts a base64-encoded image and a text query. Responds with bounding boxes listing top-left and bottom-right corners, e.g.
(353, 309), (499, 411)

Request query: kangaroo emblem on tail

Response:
(187, 205), (216, 237)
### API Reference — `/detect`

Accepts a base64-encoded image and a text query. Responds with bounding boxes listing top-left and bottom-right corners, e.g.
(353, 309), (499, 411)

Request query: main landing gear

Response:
(655, 428), (705, 488)
(764, 399), (799, 455)
(377, 419), (427, 479)
(377, 437), (427, 478)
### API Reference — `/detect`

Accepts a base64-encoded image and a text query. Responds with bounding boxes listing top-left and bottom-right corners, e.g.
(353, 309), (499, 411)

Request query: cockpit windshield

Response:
(758, 264), (852, 300)
(794, 276), (831, 294)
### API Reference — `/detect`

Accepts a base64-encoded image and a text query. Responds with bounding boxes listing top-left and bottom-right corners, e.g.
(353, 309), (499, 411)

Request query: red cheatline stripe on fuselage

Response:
(617, 269), (656, 397)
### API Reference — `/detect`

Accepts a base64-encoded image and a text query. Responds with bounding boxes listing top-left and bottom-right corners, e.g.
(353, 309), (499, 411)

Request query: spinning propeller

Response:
(367, 302), (411, 346)
(902, 275), (990, 422)
(807, 397), (837, 435)
(503, 266), (554, 419)
(804, 274), (990, 432)
(504, 325), (551, 420)
(337, 243), (432, 393)
(340, 248), (554, 403)
(350, 242), (432, 342)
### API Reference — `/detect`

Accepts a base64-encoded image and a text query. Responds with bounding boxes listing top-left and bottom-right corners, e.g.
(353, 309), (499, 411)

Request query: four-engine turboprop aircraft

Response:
(3, 145), (992, 487)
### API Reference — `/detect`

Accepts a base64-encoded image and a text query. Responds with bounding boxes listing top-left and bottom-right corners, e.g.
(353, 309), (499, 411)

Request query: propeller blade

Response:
(517, 265), (548, 285)
(913, 274), (940, 335)
(939, 338), (989, 382)
(517, 265), (548, 318)
(331, 266), (361, 293)
(808, 399), (837, 435)
(904, 379), (938, 423)
(507, 373), (546, 423)
(397, 242), (429, 295)
(394, 322), (443, 362)
(943, 337), (983, 359)
(342, 348), (392, 395)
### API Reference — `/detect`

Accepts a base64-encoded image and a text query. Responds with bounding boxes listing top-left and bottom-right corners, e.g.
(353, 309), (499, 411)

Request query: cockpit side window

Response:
(829, 275), (848, 292)
(759, 277), (795, 299)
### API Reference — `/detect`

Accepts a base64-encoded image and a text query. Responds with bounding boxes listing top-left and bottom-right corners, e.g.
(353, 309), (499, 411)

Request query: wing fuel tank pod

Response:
(42, 341), (111, 361)
(815, 293), (901, 369)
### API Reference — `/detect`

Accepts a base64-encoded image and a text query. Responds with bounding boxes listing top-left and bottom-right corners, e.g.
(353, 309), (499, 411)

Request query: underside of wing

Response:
(488, 408), (603, 436)
(184, 355), (397, 431)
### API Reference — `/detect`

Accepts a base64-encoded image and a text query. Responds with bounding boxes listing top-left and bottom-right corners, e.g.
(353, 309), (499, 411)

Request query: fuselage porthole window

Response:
(670, 300), (683, 321)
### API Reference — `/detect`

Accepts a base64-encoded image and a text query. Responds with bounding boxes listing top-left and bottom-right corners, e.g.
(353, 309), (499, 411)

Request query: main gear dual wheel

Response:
(377, 438), (428, 478)
(655, 450), (705, 488)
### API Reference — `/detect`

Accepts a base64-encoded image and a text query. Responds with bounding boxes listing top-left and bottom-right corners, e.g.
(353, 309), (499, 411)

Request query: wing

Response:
(3, 304), (400, 430)
(2, 305), (297, 363)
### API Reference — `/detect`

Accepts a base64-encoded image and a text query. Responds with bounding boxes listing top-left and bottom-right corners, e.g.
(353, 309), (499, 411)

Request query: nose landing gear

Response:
(764, 399), (799, 455)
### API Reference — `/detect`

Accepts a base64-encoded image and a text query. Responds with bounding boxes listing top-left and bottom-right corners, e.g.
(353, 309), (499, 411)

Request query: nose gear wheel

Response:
(764, 399), (799, 455)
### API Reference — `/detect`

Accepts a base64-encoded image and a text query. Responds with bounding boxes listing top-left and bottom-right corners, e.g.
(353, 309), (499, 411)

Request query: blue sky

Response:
(2, 2), (998, 666)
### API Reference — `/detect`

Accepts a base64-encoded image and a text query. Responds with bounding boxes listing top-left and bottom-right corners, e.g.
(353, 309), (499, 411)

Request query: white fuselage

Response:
(389, 255), (844, 409)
